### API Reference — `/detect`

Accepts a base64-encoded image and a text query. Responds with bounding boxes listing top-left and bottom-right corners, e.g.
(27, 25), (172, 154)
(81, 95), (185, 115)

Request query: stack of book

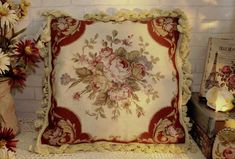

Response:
(187, 92), (235, 159)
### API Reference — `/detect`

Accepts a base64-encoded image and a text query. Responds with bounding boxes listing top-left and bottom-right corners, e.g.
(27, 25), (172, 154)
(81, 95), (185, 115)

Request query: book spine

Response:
(207, 117), (216, 138)
(191, 111), (215, 138)
(190, 122), (214, 159)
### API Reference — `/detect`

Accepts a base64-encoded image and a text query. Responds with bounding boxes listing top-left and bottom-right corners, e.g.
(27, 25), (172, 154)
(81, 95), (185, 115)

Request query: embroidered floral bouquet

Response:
(0, 0), (40, 91)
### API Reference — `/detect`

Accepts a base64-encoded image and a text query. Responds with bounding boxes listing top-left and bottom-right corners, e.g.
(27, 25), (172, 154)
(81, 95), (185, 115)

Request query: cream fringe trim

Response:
(34, 8), (194, 155)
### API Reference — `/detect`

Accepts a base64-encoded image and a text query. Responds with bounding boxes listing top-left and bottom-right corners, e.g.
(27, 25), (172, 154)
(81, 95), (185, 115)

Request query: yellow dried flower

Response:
(20, 0), (31, 17)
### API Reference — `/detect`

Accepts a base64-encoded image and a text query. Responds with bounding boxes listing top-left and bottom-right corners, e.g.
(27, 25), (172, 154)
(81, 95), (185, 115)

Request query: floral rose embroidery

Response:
(228, 74), (235, 89)
(98, 47), (115, 68)
(223, 147), (235, 159)
(104, 57), (131, 83)
(99, 47), (113, 58)
(218, 63), (235, 91)
(131, 63), (146, 80)
(42, 119), (75, 146)
(73, 92), (81, 101)
(108, 85), (132, 101)
(153, 118), (184, 143)
(221, 65), (232, 75)
(91, 75), (110, 92)
(63, 30), (164, 119)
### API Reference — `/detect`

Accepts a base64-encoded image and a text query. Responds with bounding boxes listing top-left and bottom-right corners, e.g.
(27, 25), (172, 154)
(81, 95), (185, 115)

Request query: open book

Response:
(200, 38), (235, 97)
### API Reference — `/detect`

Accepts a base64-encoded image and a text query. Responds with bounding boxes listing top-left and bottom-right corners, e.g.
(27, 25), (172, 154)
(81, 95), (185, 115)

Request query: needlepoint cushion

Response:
(35, 9), (192, 154)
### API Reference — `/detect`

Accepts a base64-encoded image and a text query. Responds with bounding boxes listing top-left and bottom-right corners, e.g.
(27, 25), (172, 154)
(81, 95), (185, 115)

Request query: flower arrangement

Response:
(0, 0), (41, 92)
(61, 29), (164, 120)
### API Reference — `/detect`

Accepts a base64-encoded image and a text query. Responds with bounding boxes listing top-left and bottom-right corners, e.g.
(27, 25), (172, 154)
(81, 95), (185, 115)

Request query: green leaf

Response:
(126, 50), (140, 61)
(69, 80), (81, 88)
(106, 35), (112, 41)
(145, 42), (149, 46)
(113, 39), (121, 44)
(132, 93), (139, 101)
(107, 98), (116, 108)
(93, 92), (107, 106)
(88, 92), (96, 100)
(94, 33), (99, 39)
(89, 52), (95, 58)
(146, 98), (150, 104)
(85, 39), (89, 44)
(82, 76), (93, 83)
(128, 81), (140, 91)
(115, 47), (127, 57)
(11, 28), (26, 39)
(75, 67), (92, 78)
(88, 45), (93, 49)
(112, 30), (118, 37)
(95, 63), (104, 72)
(100, 113), (106, 118)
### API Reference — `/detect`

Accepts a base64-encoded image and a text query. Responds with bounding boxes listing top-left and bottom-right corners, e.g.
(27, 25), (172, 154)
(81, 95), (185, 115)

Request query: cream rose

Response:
(104, 57), (130, 83)
(97, 47), (115, 68)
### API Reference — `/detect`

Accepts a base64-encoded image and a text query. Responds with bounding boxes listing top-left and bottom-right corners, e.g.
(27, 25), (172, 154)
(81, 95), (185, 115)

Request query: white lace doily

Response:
(16, 118), (206, 159)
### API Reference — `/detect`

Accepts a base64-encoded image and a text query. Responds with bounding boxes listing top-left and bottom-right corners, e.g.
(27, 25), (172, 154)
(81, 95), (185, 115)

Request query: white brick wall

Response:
(14, 0), (235, 116)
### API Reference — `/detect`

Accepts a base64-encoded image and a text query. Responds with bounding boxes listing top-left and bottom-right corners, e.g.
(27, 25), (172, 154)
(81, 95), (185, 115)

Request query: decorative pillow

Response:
(212, 128), (235, 159)
(35, 9), (192, 154)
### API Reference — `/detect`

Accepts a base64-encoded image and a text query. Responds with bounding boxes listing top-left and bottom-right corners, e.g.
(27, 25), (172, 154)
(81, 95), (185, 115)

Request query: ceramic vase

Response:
(0, 80), (19, 135)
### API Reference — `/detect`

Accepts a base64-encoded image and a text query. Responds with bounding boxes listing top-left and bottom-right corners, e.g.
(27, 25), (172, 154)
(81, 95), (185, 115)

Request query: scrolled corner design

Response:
(34, 8), (193, 154)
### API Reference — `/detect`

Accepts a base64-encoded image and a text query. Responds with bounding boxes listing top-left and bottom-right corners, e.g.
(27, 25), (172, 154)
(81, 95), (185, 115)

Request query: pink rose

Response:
(131, 63), (146, 80)
(104, 57), (131, 83)
(97, 47), (116, 68)
(90, 56), (101, 68)
(221, 65), (232, 75)
(228, 74), (235, 89)
(99, 47), (113, 58)
(223, 147), (235, 159)
(108, 85), (132, 101)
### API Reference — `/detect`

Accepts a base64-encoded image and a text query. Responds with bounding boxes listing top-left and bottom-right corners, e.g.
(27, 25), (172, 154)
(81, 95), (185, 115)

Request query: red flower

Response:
(223, 146), (235, 159)
(14, 39), (40, 66)
(122, 39), (132, 46)
(8, 67), (26, 90)
(99, 47), (113, 58)
(221, 65), (232, 75)
(73, 92), (81, 101)
(228, 74), (235, 89)
(0, 128), (18, 152)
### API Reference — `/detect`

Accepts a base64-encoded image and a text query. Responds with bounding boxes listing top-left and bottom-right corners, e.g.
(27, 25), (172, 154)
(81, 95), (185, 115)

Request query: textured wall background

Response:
(14, 0), (235, 117)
